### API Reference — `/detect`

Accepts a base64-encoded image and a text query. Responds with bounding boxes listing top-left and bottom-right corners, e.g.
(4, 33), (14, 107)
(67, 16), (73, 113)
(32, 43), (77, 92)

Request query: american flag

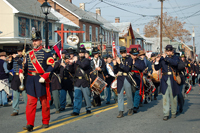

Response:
(53, 40), (62, 59)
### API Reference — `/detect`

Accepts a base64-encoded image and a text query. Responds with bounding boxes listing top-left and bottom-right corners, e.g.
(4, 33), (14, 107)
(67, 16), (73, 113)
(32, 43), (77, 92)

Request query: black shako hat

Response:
(120, 46), (127, 53)
(129, 48), (139, 55)
(78, 45), (86, 53)
(31, 31), (42, 41)
(92, 47), (99, 54)
(165, 45), (173, 51)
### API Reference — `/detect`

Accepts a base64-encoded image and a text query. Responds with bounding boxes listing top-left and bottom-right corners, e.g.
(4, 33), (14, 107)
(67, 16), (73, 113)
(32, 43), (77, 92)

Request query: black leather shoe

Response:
(42, 124), (49, 128)
(23, 125), (34, 132)
(86, 110), (91, 114)
(71, 112), (79, 116)
(133, 107), (138, 113)
(106, 102), (110, 104)
(11, 112), (18, 116)
(144, 100), (148, 104)
(59, 108), (65, 111)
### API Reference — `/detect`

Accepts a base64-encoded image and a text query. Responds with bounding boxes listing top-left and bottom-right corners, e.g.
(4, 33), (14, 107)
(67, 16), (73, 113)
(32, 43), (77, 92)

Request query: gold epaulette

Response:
(42, 48), (51, 53)
(26, 50), (32, 54)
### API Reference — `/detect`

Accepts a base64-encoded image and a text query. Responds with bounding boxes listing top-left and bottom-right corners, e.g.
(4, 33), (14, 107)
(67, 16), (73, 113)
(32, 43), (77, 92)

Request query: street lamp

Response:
(99, 33), (103, 56)
(41, 0), (51, 48)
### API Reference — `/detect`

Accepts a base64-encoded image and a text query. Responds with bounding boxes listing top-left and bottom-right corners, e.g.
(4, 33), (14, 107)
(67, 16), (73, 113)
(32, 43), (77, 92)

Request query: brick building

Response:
(38, 0), (103, 45)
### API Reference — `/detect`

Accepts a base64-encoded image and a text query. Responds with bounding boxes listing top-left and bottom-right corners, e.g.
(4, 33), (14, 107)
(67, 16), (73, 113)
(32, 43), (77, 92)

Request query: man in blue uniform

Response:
(21, 31), (54, 131)
(155, 45), (179, 120)
(70, 46), (92, 116)
(129, 48), (146, 113)
(113, 46), (133, 118)
(7, 46), (27, 116)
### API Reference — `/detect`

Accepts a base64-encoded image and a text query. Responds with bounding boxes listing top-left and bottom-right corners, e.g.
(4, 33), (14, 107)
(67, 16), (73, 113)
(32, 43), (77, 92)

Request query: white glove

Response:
(19, 73), (24, 80)
(39, 77), (45, 83)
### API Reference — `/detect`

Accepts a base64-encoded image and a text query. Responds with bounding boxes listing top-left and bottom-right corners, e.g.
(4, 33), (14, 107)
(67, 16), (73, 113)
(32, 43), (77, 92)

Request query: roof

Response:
(87, 12), (119, 32)
(50, 9), (79, 28)
(182, 43), (193, 51)
(112, 22), (132, 37)
(5, 0), (58, 21)
(52, 0), (102, 25)
(133, 30), (143, 39)
(140, 35), (153, 44)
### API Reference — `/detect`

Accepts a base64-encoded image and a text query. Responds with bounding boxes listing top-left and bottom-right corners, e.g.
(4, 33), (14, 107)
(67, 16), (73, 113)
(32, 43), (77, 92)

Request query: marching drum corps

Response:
(0, 30), (196, 131)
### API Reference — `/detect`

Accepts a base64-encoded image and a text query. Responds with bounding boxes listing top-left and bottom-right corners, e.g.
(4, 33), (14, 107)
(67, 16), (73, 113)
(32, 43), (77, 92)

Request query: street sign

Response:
(67, 35), (79, 45)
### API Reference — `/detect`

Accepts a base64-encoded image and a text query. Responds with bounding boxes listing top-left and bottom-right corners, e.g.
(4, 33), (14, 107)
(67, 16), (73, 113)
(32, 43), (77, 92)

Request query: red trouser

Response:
(26, 94), (50, 126)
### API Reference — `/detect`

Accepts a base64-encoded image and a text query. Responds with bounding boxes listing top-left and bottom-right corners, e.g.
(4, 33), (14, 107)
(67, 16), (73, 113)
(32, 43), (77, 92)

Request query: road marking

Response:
(18, 102), (127, 133)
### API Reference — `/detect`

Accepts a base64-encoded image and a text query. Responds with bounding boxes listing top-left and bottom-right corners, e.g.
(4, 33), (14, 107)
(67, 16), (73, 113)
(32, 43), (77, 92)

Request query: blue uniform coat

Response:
(155, 56), (179, 97)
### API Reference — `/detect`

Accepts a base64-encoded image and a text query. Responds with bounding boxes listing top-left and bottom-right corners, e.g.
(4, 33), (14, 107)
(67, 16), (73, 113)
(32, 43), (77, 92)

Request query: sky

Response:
(73, 0), (200, 54)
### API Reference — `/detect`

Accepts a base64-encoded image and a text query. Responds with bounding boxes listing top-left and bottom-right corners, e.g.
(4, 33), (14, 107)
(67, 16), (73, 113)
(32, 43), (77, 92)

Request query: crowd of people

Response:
(0, 31), (198, 132)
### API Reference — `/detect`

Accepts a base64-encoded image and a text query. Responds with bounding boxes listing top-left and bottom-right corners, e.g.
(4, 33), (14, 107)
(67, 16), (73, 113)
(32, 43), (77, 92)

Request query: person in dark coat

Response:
(90, 47), (106, 107)
(177, 54), (186, 114)
(129, 48), (146, 113)
(113, 46), (133, 118)
(138, 50), (153, 104)
(21, 31), (54, 131)
(59, 54), (74, 111)
(7, 46), (27, 116)
(155, 45), (179, 121)
(50, 55), (62, 113)
(69, 46), (92, 116)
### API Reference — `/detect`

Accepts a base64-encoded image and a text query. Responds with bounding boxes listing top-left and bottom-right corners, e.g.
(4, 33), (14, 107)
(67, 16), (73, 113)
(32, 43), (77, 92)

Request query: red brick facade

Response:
(38, 0), (100, 43)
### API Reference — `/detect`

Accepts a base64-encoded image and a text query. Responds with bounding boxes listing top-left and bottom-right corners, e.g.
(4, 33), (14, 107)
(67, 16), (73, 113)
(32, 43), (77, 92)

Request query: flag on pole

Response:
(112, 41), (117, 58)
(53, 40), (62, 59)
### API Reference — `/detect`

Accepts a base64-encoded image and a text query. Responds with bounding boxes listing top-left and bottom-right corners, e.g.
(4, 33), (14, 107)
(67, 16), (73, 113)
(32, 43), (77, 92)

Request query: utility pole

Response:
(192, 26), (195, 61)
(159, 0), (165, 54)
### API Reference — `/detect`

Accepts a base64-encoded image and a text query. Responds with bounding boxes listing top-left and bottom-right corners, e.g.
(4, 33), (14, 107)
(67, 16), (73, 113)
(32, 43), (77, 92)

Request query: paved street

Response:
(0, 85), (200, 133)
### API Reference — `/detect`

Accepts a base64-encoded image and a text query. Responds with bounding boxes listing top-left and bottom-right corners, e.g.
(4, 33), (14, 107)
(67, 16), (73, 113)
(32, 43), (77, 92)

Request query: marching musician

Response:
(70, 46), (92, 116)
(188, 59), (193, 84)
(150, 53), (160, 100)
(7, 46), (27, 116)
(0, 50), (10, 107)
(59, 54), (74, 111)
(21, 31), (55, 131)
(176, 54), (186, 114)
(129, 48), (146, 113)
(90, 47), (106, 107)
(50, 55), (62, 114)
(105, 55), (116, 104)
(155, 45), (179, 121)
(138, 50), (153, 104)
(113, 46), (134, 118)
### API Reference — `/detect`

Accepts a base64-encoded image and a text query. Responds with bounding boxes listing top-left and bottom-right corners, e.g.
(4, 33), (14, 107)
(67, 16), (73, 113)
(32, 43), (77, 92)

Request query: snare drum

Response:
(90, 76), (107, 95)
(111, 79), (117, 96)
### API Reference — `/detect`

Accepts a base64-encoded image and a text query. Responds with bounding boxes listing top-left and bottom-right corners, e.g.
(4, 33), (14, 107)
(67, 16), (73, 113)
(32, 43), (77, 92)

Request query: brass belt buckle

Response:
(78, 77), (82, 79)
(32, 72), (36, 76)
(123, 73), (127, 76)
(15, 73), (19, 75)
(168, 72), (172, 75)
(64, 77), (67, 80)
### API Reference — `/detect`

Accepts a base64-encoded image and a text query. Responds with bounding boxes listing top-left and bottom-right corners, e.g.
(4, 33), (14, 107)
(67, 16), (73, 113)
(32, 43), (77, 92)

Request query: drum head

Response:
(111, 79), (117, 89)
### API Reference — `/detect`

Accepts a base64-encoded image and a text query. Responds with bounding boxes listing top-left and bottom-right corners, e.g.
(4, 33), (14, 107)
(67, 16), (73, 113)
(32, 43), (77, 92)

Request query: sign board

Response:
(97, 44), (106, 52)
(67, 35), (79, 45)
(80, 43), (92, 55)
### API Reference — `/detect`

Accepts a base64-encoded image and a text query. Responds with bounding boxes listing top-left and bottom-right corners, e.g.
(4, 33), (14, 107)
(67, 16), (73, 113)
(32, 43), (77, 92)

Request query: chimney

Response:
(137, 28), (140, 33)
(68, 0), (72, 3)
(115, 17), (120, 23)
(80, 3), (85, 10)
(96, 8), (101, 16)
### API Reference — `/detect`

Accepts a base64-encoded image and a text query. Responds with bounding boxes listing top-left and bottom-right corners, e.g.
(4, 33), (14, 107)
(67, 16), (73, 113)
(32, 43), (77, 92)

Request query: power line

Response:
(100, 0), (157, 17)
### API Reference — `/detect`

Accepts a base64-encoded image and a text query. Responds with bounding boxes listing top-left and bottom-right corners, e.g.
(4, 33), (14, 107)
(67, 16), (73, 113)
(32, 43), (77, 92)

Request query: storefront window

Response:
(18, 17), (30, 37)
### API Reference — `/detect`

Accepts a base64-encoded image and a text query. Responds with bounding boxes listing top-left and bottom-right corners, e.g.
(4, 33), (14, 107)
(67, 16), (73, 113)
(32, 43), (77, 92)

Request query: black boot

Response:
(133, 107), (138, 113)
(23, 125), (34, 132)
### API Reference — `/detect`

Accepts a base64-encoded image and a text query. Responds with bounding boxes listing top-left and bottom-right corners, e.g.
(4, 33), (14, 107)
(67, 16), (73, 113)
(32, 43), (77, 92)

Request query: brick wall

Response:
(37, 0), (100, 43)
